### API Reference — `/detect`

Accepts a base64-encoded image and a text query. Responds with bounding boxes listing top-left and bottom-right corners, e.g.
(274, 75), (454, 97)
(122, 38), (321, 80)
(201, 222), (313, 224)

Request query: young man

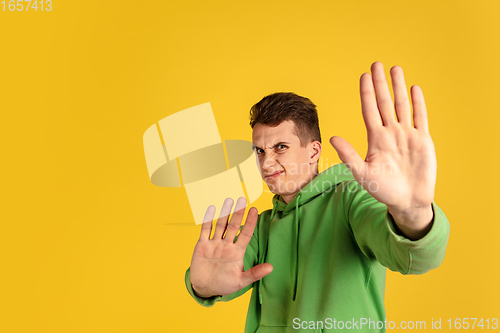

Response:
(184, 62), (450, 332)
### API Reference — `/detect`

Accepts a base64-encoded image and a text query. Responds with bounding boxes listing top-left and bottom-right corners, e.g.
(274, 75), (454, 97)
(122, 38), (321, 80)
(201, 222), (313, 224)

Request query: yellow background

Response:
(1, 0), (498, 332)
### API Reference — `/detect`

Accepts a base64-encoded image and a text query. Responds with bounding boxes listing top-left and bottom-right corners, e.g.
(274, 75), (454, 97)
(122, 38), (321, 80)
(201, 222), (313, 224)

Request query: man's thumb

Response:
(329, 136), (363, 178)
(241, 263), (273, 287)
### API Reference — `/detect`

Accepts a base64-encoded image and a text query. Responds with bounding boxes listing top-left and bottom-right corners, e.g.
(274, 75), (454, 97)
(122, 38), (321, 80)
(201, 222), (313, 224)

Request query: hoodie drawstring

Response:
(259, 200), (277, 304)
(292, 193), (301, 301)
(258, 194), (302, 304)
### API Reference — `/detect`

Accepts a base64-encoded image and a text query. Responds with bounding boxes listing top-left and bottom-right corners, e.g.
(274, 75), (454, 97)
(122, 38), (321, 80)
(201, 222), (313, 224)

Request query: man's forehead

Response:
(252, 121), (299, 146)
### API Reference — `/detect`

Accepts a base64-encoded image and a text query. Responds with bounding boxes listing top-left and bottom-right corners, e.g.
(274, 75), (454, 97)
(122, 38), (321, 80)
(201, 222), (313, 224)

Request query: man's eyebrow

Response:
(252, 141), (290, 150)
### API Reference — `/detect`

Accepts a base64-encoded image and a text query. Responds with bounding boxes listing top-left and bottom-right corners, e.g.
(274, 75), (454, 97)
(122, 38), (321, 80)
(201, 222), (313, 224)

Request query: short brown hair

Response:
(249, 92), (321, 147)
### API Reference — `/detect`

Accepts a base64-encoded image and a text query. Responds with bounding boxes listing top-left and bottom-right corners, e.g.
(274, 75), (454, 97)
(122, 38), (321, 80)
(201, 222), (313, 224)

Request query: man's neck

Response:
(281, 171), (319, 204)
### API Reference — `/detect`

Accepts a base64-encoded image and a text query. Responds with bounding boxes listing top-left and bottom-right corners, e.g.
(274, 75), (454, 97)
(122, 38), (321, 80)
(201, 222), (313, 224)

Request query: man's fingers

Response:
(329, 136), (365, 179)
(224, 197), (247, 242)
(199, 205), (216, 240)
(235, 206), (259, 249)
(390, 66), (412, 127)
(360, 72), (383, 134)
(411, 85), (429, 134)
(240, 263), (274, 288)
(371, 61), (397, 127)
(212, 197), (234, 239)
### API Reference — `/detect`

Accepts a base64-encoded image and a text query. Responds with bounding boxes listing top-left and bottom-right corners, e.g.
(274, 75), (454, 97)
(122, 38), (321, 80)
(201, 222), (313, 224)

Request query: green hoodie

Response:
(185, 163), (450, 332)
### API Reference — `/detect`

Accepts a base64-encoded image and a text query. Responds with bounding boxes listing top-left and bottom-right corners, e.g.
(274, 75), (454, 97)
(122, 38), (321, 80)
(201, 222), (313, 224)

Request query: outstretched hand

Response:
(190, 197), (273, 298)
(329, 62), (436, 237)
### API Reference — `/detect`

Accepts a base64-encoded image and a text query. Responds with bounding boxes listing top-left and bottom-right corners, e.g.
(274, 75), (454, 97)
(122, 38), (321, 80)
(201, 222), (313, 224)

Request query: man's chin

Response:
(265, 178), (312, 196)
(265, 181), (292, 195)
(265, 184), (281, 195)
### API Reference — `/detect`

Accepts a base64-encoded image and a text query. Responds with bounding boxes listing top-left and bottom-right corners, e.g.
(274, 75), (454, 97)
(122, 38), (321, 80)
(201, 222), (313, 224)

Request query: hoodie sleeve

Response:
(341, 180), (450, 275)
(184, 215), (261, 307)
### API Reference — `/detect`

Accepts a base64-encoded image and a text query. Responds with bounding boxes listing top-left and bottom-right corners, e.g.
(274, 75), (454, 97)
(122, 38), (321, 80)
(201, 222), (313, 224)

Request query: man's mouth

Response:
(265, 171), (283, 179)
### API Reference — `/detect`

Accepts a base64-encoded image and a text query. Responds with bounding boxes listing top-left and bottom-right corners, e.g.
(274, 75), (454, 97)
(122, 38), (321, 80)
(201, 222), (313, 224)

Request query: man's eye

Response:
(255, 146), (286, 154)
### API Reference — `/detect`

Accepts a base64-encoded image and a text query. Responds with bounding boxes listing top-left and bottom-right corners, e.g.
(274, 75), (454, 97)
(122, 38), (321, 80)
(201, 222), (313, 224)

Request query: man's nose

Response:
(261, 154), (278, 170)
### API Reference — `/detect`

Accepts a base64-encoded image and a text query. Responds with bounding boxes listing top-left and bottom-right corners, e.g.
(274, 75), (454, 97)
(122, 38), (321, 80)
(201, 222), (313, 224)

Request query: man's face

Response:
(252, 120), (320, 201)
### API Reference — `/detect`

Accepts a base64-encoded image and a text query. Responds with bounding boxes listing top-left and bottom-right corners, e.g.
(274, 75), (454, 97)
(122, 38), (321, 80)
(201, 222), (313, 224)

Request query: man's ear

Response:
(310, 141), (322, 163)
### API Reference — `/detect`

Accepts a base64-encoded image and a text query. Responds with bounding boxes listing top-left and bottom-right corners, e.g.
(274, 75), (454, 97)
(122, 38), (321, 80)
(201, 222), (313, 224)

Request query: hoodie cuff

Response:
(185, 267), (223, 307)
(385, 201), (450, 252)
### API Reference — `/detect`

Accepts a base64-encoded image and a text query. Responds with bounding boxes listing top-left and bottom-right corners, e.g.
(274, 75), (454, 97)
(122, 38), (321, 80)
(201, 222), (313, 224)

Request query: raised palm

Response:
(190, 197), (273, 297)
(330, 62), (436, 212)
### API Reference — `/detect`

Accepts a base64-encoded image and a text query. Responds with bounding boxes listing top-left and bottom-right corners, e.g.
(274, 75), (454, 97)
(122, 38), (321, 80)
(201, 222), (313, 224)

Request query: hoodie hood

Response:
(258, 163), (355, 304)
